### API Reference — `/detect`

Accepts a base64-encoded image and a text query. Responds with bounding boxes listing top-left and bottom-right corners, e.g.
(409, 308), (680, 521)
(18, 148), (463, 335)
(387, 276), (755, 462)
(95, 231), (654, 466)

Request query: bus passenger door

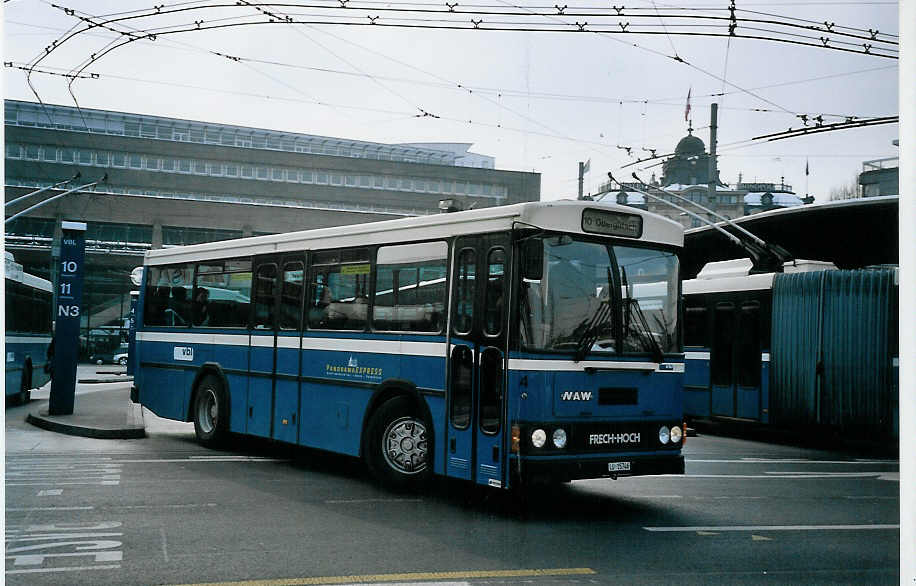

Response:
(447, 236), (509, 488)
(273, 257), (305, 444)
(249, 257), (279, 438)
(710, 302), (735, 417)
(735, 301), (762, 420)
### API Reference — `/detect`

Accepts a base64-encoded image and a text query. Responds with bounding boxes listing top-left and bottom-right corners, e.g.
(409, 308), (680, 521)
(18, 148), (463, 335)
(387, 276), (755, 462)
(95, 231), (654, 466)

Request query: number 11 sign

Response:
(49, 221), (87, 415)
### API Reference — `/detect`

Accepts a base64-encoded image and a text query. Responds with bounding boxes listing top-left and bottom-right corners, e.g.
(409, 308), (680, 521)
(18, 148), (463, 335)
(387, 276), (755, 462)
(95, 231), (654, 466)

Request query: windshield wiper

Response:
(573, 267), (615, 362)
(621, 267), (664, 364)
(573, 300), (613, 362)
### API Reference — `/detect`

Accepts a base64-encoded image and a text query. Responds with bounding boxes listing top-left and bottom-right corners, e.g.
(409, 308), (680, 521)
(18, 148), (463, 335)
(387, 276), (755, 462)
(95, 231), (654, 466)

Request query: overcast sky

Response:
(3, 1), (901, 202)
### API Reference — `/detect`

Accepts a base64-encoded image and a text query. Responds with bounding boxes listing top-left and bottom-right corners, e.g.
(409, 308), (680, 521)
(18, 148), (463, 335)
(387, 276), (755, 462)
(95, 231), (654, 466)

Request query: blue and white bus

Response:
(132, 200), (686, 490)
(5, 252), (53, 405)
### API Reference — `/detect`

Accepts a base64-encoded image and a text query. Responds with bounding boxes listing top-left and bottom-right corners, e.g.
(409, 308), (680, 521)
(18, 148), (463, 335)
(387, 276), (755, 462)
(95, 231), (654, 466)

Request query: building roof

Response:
(674, 133), (706, 156)
(744, 192), (804, 206)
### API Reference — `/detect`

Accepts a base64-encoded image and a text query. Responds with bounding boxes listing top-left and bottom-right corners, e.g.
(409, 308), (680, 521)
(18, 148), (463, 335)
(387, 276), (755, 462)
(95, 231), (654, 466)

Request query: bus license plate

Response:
(608, 461), (631, 472)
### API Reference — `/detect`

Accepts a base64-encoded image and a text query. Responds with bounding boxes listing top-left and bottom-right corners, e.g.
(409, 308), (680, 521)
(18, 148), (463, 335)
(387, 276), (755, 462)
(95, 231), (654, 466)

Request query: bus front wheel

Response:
(193, 375), (228, 447)
(365, 396), (431, 490)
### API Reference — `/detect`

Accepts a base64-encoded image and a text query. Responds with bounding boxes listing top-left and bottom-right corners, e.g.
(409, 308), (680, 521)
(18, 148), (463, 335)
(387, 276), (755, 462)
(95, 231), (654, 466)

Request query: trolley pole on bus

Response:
(48, 221), (87, 415)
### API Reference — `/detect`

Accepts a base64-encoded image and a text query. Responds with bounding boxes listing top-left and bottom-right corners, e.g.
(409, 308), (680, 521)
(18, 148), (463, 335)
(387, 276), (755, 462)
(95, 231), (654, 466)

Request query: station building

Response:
(4, 99), (540, 356)
(596, 130), (808, 228)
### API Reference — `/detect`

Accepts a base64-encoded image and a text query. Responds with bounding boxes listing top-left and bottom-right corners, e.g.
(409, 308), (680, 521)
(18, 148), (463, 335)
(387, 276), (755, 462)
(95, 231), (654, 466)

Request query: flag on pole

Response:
(684, 87), (692, 122)
(583, 158), (590, 174)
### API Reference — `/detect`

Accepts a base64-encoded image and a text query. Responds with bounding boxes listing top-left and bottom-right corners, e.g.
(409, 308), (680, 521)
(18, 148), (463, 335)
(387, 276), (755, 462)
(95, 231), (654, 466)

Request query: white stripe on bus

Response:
(685, 351), (770, 363)
(507, 359), (684, 373)
(5, 336), (53, 344)
(300, 337), (446, 357)
(137, 332), (447, 358)
(249, 335), (274, 348)
(136, 332), (249, 346)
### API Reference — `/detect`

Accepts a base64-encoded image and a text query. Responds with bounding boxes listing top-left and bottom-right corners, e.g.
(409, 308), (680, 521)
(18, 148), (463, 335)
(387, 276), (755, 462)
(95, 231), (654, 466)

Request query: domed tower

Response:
(661, 129), (716, 187)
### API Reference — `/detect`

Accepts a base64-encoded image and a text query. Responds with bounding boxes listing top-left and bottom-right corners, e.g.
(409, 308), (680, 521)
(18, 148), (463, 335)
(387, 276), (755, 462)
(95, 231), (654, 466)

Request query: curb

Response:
(26, 411), (146, 440)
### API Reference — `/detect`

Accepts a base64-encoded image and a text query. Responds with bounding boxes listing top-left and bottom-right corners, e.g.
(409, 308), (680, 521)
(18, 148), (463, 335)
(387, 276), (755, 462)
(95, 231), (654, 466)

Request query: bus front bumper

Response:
(516, 453), (684, 482)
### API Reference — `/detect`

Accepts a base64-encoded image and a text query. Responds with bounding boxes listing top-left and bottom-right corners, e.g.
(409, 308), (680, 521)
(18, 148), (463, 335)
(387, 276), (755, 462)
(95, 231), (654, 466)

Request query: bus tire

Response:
(365, 396), (432, 490)
(192, 375), (229, 447)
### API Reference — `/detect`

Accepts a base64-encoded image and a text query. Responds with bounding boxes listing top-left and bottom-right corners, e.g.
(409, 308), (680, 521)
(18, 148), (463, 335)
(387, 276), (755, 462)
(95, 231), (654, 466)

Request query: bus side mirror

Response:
(520, 240), (543, 281)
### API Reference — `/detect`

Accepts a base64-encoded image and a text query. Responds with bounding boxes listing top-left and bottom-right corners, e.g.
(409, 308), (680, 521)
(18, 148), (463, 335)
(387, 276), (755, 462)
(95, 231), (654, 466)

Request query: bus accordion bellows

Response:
(5, 252), (53, 405)
(132, 200), (686, 490)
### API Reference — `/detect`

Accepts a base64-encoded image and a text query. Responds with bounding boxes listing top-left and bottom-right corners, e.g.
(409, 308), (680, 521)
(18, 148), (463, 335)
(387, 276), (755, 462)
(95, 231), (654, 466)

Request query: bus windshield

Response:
(518, 235), (679, 356)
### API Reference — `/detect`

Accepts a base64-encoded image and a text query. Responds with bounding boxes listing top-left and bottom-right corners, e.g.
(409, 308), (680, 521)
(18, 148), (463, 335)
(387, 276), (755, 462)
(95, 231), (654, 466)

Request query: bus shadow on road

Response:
(181, 434), (681, 526)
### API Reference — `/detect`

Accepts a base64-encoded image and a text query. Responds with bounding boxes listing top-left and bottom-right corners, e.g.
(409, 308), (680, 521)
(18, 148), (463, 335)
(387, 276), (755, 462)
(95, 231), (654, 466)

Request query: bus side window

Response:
(307, 249), (370, 331)
(711, 302), (734, 386)
(194, 259), (252, 328)
(280, 262), (304, 330)
(484, 248), (505, 336)
(453, 248), (475, 335)
(684, 305), (708, 347)
(253, 264), (278, 329)
(373, 241), (447, 333)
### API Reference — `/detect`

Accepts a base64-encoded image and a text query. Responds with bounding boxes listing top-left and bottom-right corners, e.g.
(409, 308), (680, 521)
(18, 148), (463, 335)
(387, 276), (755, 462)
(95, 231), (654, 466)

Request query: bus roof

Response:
(144, 200), (684, 266)
(4, 253), (52, 292)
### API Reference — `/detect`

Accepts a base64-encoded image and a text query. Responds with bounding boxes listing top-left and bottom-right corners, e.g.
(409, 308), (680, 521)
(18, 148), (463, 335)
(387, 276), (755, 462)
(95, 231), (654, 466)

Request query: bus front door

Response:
(447, 236), (508, 488)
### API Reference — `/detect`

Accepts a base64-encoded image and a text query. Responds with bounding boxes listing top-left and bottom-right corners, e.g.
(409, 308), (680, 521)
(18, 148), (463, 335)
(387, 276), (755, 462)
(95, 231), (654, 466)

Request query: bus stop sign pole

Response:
(48, 221), (87, 416)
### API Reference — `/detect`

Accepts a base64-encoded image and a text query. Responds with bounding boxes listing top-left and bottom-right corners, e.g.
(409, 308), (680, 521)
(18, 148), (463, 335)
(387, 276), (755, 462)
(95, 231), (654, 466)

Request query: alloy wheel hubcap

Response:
(382, 417), (427, 475)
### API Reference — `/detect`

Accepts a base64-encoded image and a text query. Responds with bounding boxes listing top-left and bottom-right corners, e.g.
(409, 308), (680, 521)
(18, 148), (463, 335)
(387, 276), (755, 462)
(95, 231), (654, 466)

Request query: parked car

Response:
(91, 343), (129, 366)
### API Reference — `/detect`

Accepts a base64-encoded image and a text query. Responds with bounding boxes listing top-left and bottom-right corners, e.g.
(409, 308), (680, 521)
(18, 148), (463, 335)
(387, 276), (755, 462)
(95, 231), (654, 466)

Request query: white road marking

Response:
(7, 480), (120, 486)
(5, 564), (121, 575)
(687, 459), (897, 464)
(112, 503), (218, 510)
(5, 521), (123, 575)
(645, 524), (899, 532)
(160, 527), (169, 563)
(685, 473), (885, 479)
(37, 489), (63, 496)
(764, 471), (889, 477)
(113, 457), (287, 463)
(325, 498), (424, 504)
(6, 507), (94, 512)
(6, 459), (122, 487)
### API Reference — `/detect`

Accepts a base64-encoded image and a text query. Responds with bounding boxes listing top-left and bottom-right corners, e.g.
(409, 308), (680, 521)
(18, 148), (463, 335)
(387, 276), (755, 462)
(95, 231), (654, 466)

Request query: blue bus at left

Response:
(5, 252), (53, 404)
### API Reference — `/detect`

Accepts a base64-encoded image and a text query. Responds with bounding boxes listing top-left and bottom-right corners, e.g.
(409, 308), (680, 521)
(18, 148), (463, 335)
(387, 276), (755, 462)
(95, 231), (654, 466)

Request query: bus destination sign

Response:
(581, 209), (643, 238)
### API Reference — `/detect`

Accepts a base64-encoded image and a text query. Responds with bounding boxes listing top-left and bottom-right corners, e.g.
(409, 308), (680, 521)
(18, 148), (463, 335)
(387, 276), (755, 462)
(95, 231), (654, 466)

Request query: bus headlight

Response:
(670, 426), (682, 444)
(552, 428), (567, 449)
(531, 428), (547, 448)
(658, 426), (670, 445)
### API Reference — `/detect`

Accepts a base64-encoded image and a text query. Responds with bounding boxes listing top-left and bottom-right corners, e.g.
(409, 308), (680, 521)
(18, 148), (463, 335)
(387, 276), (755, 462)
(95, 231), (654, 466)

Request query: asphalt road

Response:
(5, 380), (900, 585)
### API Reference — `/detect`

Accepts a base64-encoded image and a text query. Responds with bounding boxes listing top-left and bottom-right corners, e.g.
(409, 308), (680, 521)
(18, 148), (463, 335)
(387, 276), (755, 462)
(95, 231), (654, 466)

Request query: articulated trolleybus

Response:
(132, 200), (685, 490)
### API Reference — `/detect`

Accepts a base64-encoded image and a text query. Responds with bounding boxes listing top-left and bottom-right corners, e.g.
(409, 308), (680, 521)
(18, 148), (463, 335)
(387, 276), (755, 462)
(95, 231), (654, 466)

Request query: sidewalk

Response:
(25, 365), (146, 439)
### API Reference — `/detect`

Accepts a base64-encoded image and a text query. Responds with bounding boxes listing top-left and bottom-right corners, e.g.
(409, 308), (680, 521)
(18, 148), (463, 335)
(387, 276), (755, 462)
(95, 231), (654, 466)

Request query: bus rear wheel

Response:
(365, 396), (431, 490)
(193, 375), (228, 447)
